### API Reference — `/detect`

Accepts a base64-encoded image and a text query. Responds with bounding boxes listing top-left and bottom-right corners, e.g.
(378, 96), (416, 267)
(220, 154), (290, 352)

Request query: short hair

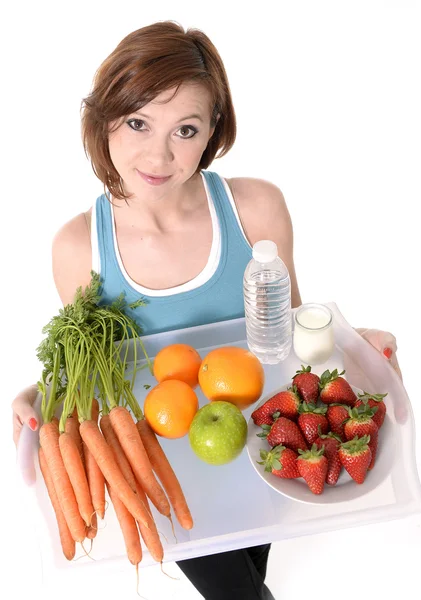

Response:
(81, 21), (236, 199)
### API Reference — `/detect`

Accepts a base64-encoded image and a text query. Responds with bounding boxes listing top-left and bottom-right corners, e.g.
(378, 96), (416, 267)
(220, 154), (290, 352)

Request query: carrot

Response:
(109, 406), (171, 518)
(106, 482), (142, 567)
(100, 414), (138, 492)
(79, 419), (154, 529)
(59, 431), (94, 527)
(39, 447), (76, 560)
(100, 413), (163, 563)
(64, 408), (84, 466)
(86, 513), (98, 539)
(83, 440), (106, 520)
(39, 419), (86, 542)
(91, 398), (100, 422)
(82, 398), (106, 519)
(136, 418), (193, 530)
(135, 481), (164, 563)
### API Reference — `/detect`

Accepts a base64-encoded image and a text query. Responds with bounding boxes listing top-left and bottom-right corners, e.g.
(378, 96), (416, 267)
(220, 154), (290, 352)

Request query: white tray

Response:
(16, 302), (421, 580)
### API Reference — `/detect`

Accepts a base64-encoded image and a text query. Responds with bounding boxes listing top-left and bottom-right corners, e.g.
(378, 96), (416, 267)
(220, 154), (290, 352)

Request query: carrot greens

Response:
(36, 271), (152, 427)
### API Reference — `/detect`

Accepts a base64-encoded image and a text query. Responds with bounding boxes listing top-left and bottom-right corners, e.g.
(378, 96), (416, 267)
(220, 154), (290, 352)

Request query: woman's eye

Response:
(177, 125), (198, 139)
(127, 119), (146, 131)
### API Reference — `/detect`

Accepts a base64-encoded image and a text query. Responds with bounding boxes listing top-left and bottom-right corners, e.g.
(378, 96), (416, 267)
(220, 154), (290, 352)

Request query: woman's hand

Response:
(12, 384), (39, 447)
(355, 328), (403, 380)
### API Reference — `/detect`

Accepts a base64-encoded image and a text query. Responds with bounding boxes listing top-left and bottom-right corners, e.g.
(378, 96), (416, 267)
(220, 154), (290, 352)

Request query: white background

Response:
(1, 1), (420, 598)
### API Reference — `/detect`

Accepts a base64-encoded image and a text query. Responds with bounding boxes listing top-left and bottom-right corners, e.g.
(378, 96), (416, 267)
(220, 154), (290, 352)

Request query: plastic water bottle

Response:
(243, 240), (292, 364)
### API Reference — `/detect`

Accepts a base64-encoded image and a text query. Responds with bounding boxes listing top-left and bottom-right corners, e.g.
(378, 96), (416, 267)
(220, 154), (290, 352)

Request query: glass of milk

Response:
(293, 303), (334, 365)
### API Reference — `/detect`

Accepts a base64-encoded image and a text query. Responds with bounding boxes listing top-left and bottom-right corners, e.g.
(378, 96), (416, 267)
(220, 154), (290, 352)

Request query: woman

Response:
(11, 21), (401, 600)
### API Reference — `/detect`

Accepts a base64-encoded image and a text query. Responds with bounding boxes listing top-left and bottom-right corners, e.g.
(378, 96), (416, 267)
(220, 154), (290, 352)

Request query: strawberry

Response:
(251, 388), (300, 426)
(355, 391), (387, 429)
(292, 365), (320, 403)
(338, 435), (372, 483)
(344, 405), (379, 470)
(297, 444), (329, 494)
(319, 369), (357, 406)
(257, 445), (300, 478)
(297, 403), (329, 446)
(258, 417), (308, 453)
(314, 431), (342, 485)
(326, 404), (349, 441)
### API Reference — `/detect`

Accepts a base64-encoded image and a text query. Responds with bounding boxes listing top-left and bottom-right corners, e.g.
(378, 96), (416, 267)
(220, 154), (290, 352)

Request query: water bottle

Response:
(243, 240), (292, 364)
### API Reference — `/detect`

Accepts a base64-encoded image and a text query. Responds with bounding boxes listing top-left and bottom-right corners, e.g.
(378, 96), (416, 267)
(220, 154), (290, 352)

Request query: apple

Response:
(188, 401), (247, 465)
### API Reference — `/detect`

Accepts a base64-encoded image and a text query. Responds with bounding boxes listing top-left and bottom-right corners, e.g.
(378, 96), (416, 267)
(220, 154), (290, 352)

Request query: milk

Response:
(293, 304), (334, 365)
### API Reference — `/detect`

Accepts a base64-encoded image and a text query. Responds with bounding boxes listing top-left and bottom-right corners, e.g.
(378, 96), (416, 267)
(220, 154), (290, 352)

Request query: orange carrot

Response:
(59, 431), (94, 527)
(83, 440), (106, 520)
(100, 414), (138, 492)
(39, 447), (76, 560)
(100, 414), (163, 563)
(39, 419), (86, 542)
(86, 513), (98, 540)
(91, 398), (100, 422)
(135, 481), (164, 563)
(64, 409), (84, 466)
(79, 419), (154, 529)
(136, 418), (193, 530)
(109, 406), (170, 518)
(106, 482), (142, 567)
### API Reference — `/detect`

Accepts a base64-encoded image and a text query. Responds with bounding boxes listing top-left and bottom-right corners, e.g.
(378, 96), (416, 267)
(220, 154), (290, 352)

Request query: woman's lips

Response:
(137, 170), (172, 186)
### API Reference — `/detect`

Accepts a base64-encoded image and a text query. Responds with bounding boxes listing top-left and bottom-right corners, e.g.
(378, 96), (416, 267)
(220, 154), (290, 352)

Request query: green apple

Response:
(188, 401), (247, 465)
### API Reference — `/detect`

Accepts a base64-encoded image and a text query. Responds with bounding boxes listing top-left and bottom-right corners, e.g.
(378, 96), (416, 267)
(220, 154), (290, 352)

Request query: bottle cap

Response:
(252, 240), (278, 263)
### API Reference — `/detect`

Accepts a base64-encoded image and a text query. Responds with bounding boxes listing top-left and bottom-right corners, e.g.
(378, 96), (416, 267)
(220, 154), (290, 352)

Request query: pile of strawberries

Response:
(253, 365), (388, 495)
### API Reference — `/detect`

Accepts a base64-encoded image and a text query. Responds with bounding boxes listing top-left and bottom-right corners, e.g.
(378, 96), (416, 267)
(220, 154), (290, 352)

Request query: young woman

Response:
(11, 21), (401, 600)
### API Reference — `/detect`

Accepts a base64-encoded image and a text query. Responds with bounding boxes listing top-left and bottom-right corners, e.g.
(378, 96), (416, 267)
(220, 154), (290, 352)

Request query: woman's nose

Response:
(145, 137), (174, 167)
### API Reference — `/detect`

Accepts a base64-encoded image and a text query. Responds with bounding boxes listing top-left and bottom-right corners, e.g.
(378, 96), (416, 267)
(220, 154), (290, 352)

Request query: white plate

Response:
(246, 384), (395, 505)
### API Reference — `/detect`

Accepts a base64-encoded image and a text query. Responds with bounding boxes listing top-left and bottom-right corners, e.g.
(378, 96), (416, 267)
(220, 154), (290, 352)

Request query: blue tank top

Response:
(95, 170), (253, 335)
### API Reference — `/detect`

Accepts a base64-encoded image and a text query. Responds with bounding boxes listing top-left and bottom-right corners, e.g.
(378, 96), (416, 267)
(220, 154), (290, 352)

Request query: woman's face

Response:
(108, 82), (216, 200)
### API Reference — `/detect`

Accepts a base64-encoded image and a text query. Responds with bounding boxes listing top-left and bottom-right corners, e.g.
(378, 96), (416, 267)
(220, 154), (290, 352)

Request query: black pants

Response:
(176, 544), (276, 600)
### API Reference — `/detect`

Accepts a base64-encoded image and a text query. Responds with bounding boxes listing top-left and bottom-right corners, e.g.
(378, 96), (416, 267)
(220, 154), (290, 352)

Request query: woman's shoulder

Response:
(223, 176), (292, 247)
(52, 209), (92, 254)
(225, 176), (285, 203)
(52, 209), (93, 305)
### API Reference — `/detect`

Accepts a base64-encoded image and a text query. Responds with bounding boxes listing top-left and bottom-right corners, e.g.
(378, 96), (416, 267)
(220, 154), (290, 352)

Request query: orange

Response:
(153, 343), (202, 388)
(144, 379), (199, 439)
(198, 346), (265, 410)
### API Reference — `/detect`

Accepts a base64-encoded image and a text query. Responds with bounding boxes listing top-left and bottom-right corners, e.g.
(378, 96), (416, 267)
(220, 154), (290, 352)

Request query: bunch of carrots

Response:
(36, 273), (193, 574)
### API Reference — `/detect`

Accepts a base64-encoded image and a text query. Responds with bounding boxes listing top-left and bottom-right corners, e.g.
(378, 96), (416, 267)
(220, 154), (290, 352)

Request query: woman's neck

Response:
(112, 171), (206, 232)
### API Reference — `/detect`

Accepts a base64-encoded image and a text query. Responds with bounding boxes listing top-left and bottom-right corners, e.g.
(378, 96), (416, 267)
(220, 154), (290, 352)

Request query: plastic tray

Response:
(16, 302), (421, 580)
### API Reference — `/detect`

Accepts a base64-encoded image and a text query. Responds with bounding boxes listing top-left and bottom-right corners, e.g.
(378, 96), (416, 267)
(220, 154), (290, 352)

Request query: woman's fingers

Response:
(355, 328), (402, 380)
(11, 385), (39, 446)
(13, 413), (23, 448)
(388, 351), (403, 380)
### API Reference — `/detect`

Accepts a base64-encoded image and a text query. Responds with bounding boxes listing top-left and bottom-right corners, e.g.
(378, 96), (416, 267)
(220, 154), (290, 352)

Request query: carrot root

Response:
(160, 561), (180, 580)
(136, 419), (193, 530)
(83, 440), (106, 520)
(110, 406), (170, 518)
(64, 413), (84, 466)
(39, 447), (76, 561)
(100, 414), (138, 492)
(86, 512), (98, 539)
(135, 482), (164, 563)
(39, 420), (86, 542)
(59, 431), (94, 527)
(79, 419), (153, 530)
(107, 482), (142, 567)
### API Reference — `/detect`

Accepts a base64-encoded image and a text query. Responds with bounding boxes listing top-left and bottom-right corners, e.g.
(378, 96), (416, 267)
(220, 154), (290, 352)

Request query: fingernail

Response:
(383, 347), (393, 359)
(29, 418), (38, 431)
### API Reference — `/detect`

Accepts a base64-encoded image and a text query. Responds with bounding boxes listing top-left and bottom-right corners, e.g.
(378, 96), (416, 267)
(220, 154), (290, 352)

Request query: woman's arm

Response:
(52, 212), (93, 305)
(227, 177), (402, 379)
(12, 212), (93, 445)
(226, 177), (302, 308)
